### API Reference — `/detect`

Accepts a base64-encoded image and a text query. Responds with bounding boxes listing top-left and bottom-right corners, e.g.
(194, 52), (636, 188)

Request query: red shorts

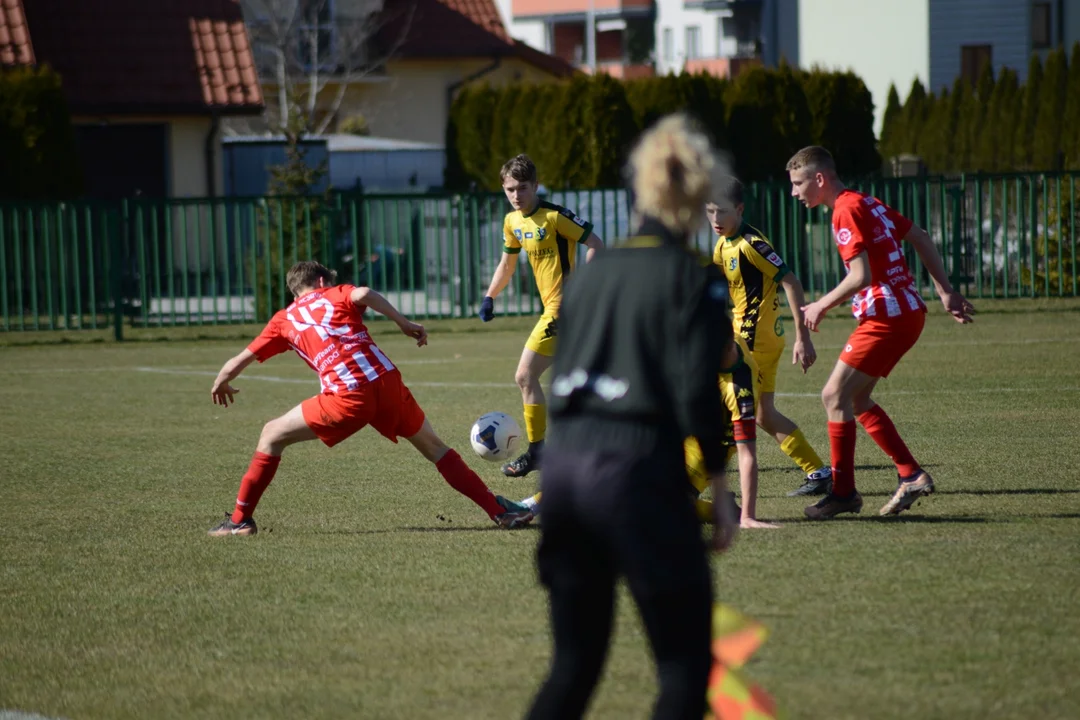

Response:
(301, 370), (426, 448)
(840, 311), (926, 378)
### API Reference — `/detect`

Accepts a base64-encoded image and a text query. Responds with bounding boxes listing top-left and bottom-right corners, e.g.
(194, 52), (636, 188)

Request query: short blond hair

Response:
(286, 261), (337, 297)
(785, 146), (836, 174)
(628, 114), (729, 236)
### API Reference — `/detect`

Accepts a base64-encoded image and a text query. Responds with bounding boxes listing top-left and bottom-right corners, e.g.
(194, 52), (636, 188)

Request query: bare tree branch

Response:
(234, 0), (417, 138)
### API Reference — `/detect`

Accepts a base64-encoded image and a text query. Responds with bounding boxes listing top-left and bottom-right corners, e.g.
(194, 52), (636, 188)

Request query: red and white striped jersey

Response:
(832, 189), (927, 321)
(247, 284), (396, 394)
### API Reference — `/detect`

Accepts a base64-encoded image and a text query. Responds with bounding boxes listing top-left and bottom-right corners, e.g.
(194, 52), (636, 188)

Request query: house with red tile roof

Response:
(2, 0), (263, 199)
(249, 0), (576, 147)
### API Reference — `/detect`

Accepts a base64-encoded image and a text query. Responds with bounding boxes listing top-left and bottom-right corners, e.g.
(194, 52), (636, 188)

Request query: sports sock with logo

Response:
(436, 449), (503, 519)
(857, 404), (920, 479)
(779, 428), (827, 475)
(232, 451), (281, 523)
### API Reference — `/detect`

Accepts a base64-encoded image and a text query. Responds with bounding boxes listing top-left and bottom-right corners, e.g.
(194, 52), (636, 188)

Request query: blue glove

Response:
(478, 296), (495, 322)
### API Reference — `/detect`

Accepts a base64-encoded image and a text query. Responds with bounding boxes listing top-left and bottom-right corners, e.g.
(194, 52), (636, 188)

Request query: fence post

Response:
(113, 201), (127, 341)
(948, 185), (963, 293)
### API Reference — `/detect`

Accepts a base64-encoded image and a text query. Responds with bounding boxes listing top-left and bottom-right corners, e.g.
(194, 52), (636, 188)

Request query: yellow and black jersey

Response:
(713, 223), (789, 353)
(504, 201), (593, 313)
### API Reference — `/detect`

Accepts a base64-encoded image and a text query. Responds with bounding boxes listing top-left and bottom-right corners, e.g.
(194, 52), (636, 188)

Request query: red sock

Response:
(232, 452), (281, 523)
(436, 450), (503, 519)
(857, 405), (920, 479)
(828, 420), (857, 496)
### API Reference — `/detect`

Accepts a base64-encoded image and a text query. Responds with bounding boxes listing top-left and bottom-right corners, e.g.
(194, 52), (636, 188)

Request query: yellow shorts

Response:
(525, 313), (558, 357)
(749, 344), (784, 394)
(684, 351), (760, 495)
(721, 350), (759, 427)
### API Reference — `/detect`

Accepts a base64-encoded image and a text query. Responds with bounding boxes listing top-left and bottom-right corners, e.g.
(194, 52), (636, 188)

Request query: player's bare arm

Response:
(211, 349), (258, 407)
(350, 286), (428, 347)
(902, 225), (976, 324)
(779, 273), (817, 372)
(583, 233), (604, 262)
(484, 251), (519, 300)
(709, 471), (738, 552)
(801, 252), (871, 332)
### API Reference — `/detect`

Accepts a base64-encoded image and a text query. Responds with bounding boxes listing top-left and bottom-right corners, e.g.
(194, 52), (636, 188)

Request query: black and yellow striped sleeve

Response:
(551, 204), (594, 244)
(743, 235), (789, 281)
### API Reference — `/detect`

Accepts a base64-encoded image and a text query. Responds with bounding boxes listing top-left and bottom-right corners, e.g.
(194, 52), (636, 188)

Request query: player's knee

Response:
(755, 410), (776, 435)
(514, 366), (533, 391)
(257, 420), (286, 454)
(821, 384), (844, 412)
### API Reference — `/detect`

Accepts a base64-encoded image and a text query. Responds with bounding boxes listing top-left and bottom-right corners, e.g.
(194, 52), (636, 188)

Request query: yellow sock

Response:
(684, 437), (710, 494)
(695, 497), (715, 524)
(779, 428), (826, 475)
(530, 492), (542, 505)
(523, 404), (546, 444)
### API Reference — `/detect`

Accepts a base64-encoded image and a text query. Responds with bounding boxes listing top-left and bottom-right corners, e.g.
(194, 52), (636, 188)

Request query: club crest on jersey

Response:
(514, 229), (523, 239)
(835, 228), (853, 246)
(729, 257), (738, 271)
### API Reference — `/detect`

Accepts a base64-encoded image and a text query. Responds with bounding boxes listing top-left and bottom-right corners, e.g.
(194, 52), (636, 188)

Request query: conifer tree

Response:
(1033, 46), (1068, 170)
(1013, 53), (1044, 169)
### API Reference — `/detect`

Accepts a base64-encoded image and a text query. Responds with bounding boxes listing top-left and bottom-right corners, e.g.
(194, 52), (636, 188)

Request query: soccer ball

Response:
(470, 412), (522, 462)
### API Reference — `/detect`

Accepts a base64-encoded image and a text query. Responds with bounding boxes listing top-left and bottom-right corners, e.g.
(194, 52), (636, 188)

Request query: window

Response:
(1031, 2), (1052, 49)
(685, 25), (701, 60)
(298, 0), (337, 72)
(662, 27), (673, 62)
(960, 44), (992, 86)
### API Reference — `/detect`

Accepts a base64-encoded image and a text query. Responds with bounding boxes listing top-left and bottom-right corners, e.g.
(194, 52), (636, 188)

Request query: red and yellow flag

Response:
(706, 604), (783, 720)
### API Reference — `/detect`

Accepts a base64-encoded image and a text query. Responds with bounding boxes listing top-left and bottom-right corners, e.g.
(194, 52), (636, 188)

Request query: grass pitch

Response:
(2, 306), (1079, 720)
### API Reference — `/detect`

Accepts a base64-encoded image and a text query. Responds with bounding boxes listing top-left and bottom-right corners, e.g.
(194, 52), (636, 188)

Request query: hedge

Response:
(0, 64), (81, 199)
(445, 65), (880, 189)
(880, 42), (1080, 173)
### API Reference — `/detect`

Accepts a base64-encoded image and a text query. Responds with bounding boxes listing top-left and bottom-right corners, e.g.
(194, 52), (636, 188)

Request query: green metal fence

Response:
(2, 173), (1078, 337)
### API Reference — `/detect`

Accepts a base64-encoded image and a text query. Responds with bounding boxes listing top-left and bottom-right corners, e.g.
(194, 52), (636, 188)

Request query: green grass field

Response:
(2, 306), (1079, 720)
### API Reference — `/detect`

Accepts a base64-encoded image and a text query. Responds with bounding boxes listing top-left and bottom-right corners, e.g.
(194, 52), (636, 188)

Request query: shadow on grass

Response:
(314, 524), (541, 535)
(853, 488), (1080, 498)
(762, 463), (940, 474)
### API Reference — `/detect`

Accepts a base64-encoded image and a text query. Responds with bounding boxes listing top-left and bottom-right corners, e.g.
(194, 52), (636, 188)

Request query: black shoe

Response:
(208, 513), (258, 536)
(502, 441), (543, 477)
(804, 491), (863, 520)
(787, 467), (833, 496)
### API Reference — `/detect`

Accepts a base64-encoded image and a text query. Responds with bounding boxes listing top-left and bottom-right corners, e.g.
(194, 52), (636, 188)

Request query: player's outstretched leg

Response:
(407, 419), (534, 528)
(856, 400), (934, 516)
(504, 348), (554, 477)
(209, 404), (317, 537)
(757, 392), (832, 496)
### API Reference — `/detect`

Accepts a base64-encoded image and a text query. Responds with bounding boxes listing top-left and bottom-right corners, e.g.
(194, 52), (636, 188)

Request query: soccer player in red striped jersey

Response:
(206, 261), (534, 535)
(786, 146), (975, 520)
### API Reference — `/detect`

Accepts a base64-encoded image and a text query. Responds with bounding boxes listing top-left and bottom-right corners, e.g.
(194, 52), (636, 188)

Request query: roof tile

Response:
(0, 0), (34, 65)
(20, 0), (261, 115)
(377, 0), (575, 77)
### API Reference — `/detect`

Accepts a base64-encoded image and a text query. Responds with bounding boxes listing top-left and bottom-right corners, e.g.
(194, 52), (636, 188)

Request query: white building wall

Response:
(797, 0), (929, 136)
(493, 0), (548, 51)
(655, 1), (731, 75)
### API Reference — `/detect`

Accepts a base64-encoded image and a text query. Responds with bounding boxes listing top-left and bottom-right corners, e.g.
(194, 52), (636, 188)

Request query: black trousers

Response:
(524, 447), (713, 720)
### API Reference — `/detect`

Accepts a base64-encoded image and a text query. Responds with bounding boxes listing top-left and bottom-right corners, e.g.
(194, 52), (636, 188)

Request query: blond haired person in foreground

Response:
(524, 115), (738, 720)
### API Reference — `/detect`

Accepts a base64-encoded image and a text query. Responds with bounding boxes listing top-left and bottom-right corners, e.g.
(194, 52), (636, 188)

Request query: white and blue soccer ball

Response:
(470, 412), (522, 462)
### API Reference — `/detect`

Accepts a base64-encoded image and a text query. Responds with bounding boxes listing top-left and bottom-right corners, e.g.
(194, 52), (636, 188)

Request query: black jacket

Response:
(548, 219), (735, 473)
